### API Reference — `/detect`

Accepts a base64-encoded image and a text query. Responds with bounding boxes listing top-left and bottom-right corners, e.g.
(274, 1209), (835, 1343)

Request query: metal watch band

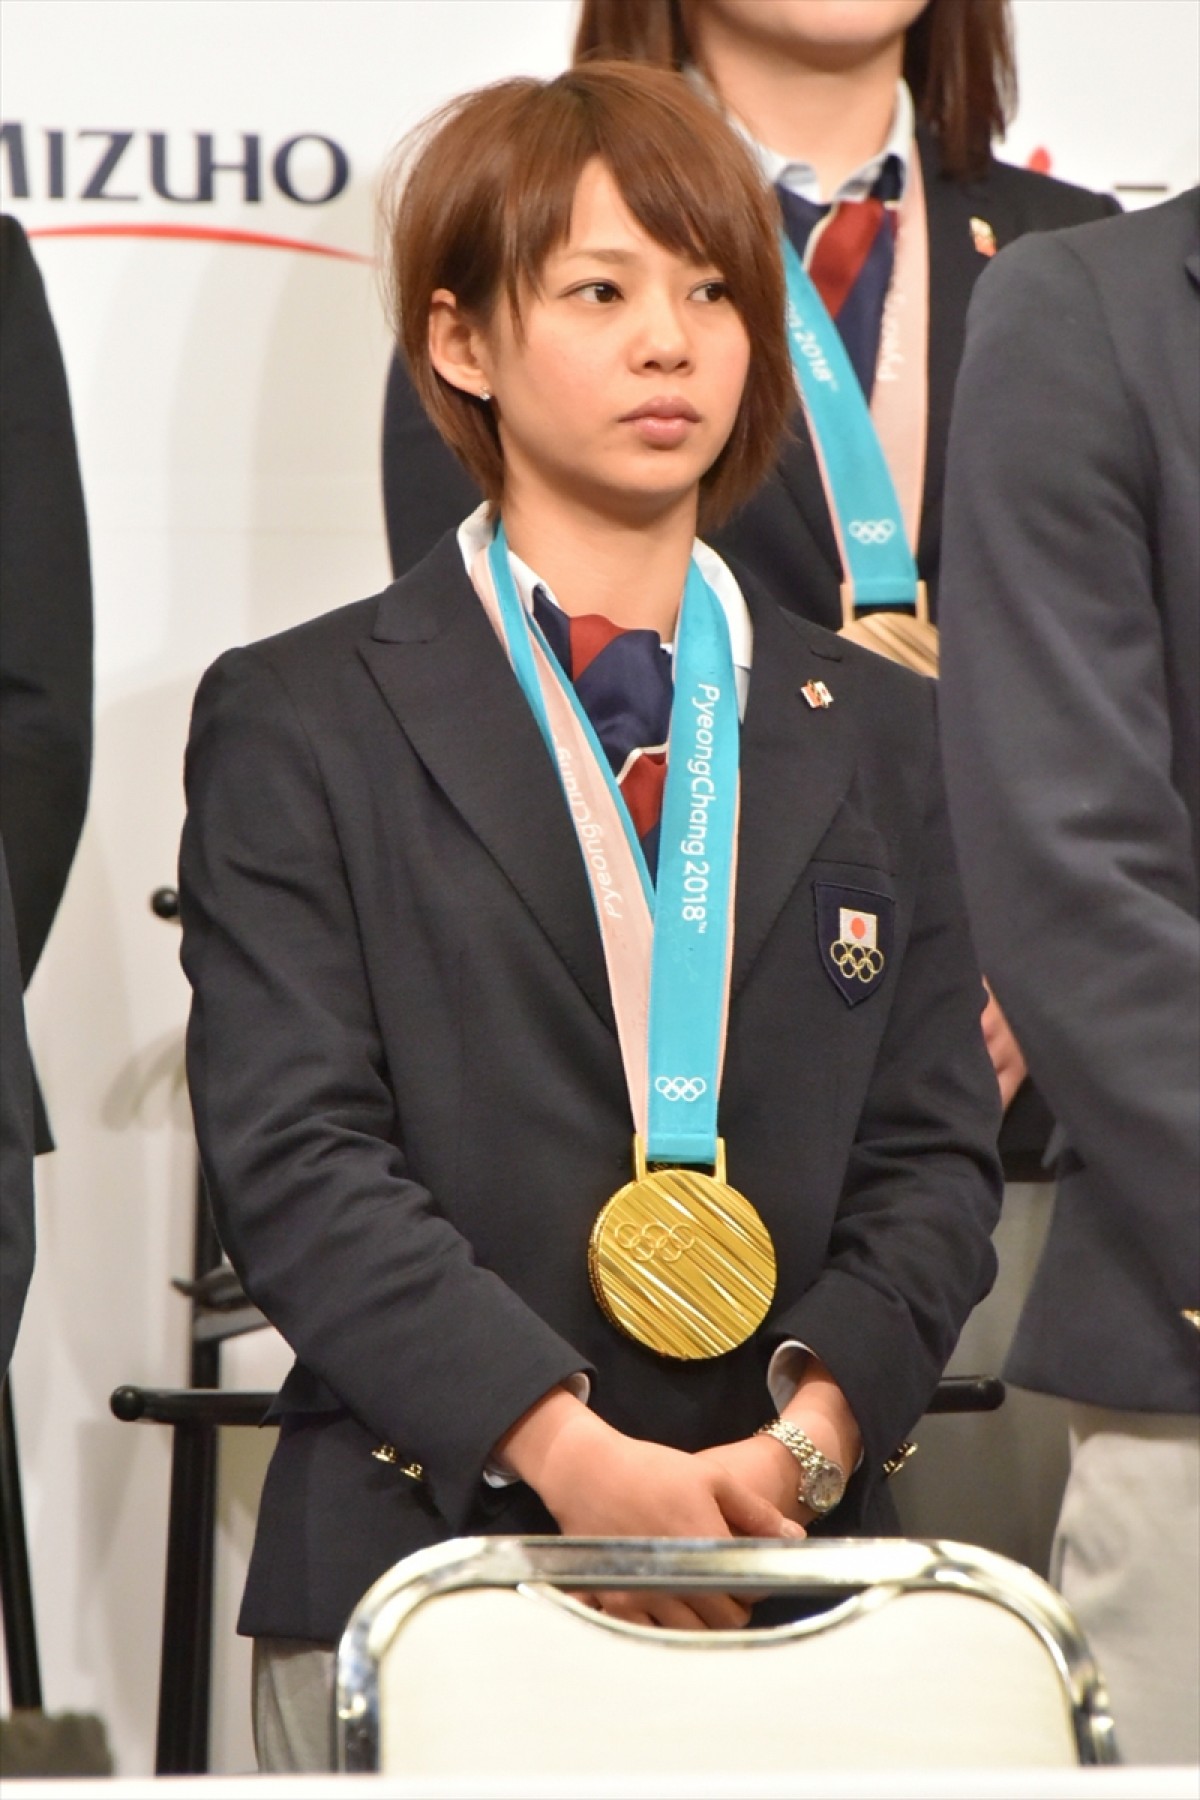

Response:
(755, 1417), (846, 1514)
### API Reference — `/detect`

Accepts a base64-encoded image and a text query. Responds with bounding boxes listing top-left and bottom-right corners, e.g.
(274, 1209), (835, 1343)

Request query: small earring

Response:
(479, 387), (492, 403)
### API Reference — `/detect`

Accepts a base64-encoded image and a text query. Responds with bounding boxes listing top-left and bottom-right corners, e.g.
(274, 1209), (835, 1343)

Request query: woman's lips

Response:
(619, 397), (701, 447)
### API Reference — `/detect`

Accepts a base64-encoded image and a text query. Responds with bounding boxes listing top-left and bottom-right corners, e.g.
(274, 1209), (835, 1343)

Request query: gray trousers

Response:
(252, 1637), (337, 1774)
(1054, 1404), (1200, 1766)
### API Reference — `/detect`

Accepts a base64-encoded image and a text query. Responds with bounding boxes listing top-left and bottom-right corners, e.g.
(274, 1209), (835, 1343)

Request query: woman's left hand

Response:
(693, 1434), (809, 1528)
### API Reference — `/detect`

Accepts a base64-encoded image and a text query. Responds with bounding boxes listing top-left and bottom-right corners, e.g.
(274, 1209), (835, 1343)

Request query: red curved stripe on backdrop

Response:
(25, 222), (373, 263)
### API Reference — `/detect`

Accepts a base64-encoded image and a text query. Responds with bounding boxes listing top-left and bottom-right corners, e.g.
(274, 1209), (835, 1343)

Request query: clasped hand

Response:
(507, 1399), (806, 1631)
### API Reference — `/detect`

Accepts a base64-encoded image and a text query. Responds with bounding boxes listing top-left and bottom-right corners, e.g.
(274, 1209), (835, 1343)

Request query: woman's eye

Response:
(692, 279), (731, 304)
(574, 281), (621, 304)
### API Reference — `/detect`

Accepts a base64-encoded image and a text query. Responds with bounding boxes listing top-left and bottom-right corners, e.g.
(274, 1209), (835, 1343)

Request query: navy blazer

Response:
(379, 136), (1116, 1180)
(180, 535), (1003, 1641)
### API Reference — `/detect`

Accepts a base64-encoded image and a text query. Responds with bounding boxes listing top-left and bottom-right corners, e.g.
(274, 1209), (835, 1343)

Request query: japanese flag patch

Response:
(815, 883), (893, 1005)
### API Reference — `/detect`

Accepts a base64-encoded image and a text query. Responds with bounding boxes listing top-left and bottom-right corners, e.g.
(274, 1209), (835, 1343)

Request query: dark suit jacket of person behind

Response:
(380, 131), (1115, 1179)
(939, 190), (1200, 1417)
(0, 216), (93, 1149)
(180, 535), (1003, 1643)
(0, 838), (35, 1373)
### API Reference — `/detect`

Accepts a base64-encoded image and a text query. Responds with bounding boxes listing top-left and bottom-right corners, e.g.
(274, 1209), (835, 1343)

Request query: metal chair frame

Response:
(337, 1534), (1119, 1775)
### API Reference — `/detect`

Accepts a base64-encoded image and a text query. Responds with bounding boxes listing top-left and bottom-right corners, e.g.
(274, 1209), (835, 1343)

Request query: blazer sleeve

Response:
(180, 647), (591, 1530)
(381, 353), (481, 578)
(771, 682), (1004, 1474)
(938, 233), (1200, 1318)
(0, 216), (93, 982)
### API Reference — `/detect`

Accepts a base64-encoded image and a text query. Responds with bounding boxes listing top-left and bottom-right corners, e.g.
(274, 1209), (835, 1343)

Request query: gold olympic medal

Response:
(588, 1138), (777, 1360)
(839, 580), (940, 678)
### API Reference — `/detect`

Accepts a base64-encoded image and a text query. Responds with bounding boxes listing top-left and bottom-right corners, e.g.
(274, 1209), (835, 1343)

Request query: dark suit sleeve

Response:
(939, 233), (1200, 1318)
(381, 353), (480, 578)
(0, 217), (93, 983)
(0, 839), (35, 1374)
(774, 683), (1004, 1475)
(180, 648), (591, 1530)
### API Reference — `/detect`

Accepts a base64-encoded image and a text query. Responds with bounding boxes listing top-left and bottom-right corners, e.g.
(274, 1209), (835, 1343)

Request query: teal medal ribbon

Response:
(780, 233), (918, 612)
(486, 524), (738, 1168)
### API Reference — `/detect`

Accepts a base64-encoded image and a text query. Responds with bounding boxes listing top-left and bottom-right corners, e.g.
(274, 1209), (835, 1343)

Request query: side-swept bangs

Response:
(382, 62), (793, 527)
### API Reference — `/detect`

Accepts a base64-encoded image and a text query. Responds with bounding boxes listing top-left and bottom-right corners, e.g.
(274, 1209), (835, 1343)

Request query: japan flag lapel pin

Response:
(802, 679), (834, 710)
(970, 216), (997, 258)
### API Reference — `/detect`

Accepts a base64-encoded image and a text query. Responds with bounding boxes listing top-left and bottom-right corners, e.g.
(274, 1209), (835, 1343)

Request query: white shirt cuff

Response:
(767, 1340), (812, 1412)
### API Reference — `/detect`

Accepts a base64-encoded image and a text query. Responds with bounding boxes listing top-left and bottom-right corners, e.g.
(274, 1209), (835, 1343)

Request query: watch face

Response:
(807, 1465), (845, 1514)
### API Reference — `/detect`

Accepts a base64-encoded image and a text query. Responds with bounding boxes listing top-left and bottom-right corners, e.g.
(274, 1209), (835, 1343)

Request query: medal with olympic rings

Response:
(473, 521), (776, 1360)
(589, 1136), (776, 1361)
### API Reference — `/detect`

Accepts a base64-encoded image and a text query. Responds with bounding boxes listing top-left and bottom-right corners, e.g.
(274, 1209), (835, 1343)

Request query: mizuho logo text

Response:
(0, 124), (350, 206)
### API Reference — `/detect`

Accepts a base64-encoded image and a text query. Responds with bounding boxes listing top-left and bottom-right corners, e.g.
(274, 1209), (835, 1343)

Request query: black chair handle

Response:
(109, 1375), (1003, 1431)
(151, 887), (180, 922)
(110, 1386), (274, 1428)
(926, 1375), (1005, 1413)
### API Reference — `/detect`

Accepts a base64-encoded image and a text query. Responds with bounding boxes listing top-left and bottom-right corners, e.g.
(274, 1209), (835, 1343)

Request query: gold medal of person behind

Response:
(589, 1135), (776, 1360)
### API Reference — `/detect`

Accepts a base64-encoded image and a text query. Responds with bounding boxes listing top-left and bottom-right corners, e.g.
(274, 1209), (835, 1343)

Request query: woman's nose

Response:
(632, 295), (692, 371)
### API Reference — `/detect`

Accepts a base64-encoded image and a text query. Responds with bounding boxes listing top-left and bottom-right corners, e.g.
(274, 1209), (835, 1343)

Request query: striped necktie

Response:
(776, 154), (903, 399)
(532, 587), (673, 881)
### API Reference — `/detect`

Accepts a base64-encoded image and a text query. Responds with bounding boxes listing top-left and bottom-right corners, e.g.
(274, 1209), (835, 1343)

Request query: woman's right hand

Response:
(495, 1388), (803, 1629)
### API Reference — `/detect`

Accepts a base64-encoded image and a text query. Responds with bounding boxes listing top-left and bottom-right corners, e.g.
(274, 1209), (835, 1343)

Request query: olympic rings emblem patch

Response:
(815, 882), (893, 1006)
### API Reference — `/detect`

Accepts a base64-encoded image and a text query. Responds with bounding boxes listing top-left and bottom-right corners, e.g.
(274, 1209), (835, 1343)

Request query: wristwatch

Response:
(756, 1418), (846, 1515)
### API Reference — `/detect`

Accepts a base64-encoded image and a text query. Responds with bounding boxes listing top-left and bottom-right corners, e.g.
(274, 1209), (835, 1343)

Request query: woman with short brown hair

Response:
(183, 61), (1002, 1770)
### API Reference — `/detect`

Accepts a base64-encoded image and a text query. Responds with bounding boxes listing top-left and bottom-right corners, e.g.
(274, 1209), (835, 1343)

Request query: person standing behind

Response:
(0, 215), (93, 1152)
(385, 1), (1115, 630)
(0, 840), (35, 1374)
(939, 190), (1200, 1765)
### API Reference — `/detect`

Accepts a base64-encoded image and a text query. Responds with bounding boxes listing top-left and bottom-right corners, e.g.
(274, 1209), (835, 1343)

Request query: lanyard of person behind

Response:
(780, 150), (938, 677)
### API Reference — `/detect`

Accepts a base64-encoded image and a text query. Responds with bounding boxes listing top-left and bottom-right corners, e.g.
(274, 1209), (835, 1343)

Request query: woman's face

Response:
(698, 0), (929, 65)
(445, 159), (751, 526)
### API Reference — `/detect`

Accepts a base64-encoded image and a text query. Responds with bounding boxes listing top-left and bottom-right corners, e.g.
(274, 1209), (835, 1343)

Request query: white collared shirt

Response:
(690, 70), (914, 208)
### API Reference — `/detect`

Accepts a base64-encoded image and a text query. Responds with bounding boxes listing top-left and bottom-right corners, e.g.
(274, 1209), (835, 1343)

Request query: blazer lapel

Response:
(732, 581), (857, 998)
(360, 536), (615, 1031)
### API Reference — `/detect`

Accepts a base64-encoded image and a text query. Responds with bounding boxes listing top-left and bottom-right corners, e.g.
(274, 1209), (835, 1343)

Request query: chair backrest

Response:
(336, 1536), (1117, 1778)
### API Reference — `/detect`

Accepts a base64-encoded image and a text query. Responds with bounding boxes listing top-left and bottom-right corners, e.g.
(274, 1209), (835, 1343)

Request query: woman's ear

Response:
(428, 289), (492, 400)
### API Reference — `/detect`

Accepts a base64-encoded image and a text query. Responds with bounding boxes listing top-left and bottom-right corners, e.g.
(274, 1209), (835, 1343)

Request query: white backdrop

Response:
(2, 0), (1198, 1776)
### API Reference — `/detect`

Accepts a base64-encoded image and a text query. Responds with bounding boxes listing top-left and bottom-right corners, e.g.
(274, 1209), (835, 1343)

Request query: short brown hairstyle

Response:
(383, 62), (794, 528)
(574, 1), (1016, 181)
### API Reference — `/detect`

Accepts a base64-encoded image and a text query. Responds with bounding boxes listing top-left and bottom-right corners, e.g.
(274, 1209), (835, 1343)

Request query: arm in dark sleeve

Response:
(0, 217), (93, 981)
(938, 233), (1200, 1316)
(180, 648), (590, 1530)
(381, 352), (480, 578)
(0, 839), (35, 1373)
(774, 687), (1004, 1474)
